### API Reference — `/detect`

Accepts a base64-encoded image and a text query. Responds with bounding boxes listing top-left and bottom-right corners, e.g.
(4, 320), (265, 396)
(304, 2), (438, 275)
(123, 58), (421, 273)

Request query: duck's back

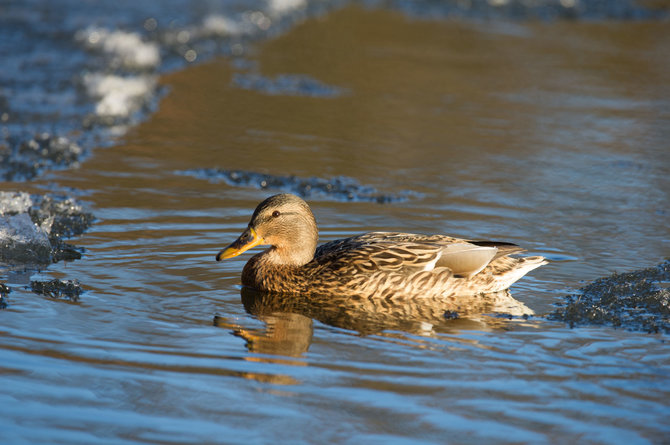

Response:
(307, 232), (545, 298)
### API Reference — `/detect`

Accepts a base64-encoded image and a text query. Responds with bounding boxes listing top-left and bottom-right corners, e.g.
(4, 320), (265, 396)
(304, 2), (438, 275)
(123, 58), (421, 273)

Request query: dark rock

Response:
(548, 260), (670, 334)
(0, 192), (94, 266)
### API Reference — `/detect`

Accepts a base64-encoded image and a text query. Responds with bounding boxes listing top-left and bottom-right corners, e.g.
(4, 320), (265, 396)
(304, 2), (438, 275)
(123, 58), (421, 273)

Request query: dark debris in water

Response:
(443, 310), (459, 320)
(0, 133), (84, 182)
(30, 279), (83, 302)
(231, 73), (348, 98)
(548, 260), (670, 334)
(0, 283), (10, 309)
(178, 168), (414, 203)
(488, 312), (532, 321)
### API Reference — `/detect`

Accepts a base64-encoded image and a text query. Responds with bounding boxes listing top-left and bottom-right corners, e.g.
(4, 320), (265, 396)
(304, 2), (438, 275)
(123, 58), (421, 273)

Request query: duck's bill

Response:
(216, 227), (264, 261)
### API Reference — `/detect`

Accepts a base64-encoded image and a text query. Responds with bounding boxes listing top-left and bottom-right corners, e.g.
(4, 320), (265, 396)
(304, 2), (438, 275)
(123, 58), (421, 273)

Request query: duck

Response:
(216, 193), (547, 299)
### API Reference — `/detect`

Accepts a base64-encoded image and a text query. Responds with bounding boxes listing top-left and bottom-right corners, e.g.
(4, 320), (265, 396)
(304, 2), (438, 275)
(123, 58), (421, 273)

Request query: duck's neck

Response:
(263, 244), (315, 267)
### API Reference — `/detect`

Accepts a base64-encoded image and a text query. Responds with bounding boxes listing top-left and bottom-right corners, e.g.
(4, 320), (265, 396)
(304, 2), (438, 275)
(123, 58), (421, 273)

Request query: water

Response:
(2, 2), (670, 444)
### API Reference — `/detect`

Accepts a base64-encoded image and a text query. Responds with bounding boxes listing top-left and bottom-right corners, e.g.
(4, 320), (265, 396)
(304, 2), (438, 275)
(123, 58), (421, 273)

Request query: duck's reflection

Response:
(215, 287), (535, 357)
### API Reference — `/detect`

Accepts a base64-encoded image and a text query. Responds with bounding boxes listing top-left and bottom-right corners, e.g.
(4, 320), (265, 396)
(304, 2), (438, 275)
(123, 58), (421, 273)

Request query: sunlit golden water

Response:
(1, 7), (669, 443)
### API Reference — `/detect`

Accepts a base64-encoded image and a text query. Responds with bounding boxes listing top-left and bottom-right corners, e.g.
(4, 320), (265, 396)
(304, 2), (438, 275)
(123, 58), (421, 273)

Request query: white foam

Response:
(83, 73), (157, 118)
(202, 15), (243, 36)
(0, 192), (33, 215)
(76, 27), (161, 70)
(268, 0), (306, 14)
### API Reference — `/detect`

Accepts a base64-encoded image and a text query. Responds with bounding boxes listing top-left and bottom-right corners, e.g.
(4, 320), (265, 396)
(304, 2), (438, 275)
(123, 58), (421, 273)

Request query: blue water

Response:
(1, 1), (670, 444)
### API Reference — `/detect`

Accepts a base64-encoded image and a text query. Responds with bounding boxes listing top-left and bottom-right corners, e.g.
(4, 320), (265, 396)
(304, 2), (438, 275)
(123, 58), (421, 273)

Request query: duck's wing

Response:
(469, 240), (525, 260)
(434, 243), (498, 277)
(314, 232), (503, 277)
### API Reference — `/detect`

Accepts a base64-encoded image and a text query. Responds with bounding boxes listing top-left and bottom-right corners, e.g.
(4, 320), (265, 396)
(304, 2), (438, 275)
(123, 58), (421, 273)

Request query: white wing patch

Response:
(436, 243), (498, 277)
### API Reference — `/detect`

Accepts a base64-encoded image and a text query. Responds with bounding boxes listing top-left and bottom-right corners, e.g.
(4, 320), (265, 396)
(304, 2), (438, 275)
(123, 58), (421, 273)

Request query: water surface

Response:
(1, 5), (669, 444)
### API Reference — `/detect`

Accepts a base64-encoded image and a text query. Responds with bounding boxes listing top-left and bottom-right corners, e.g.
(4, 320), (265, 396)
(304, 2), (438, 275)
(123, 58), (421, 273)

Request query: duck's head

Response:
(216, 193), (318, 266)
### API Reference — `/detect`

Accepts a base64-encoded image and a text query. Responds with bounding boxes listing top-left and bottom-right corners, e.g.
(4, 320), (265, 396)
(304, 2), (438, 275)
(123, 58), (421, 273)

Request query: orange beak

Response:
(216, 227), (264, 261)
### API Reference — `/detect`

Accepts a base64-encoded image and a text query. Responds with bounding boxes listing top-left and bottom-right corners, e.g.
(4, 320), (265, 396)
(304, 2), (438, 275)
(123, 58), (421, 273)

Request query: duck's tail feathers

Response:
(484, 255), (548, 293)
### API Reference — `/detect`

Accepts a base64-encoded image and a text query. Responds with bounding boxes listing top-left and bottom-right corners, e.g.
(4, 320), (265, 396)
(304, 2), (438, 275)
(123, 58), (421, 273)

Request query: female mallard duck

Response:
(217, 193), (546, 299)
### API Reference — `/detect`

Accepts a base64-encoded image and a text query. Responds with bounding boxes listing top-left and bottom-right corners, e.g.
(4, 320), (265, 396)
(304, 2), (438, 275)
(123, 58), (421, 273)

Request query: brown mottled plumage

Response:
(216, 194), (547, 299)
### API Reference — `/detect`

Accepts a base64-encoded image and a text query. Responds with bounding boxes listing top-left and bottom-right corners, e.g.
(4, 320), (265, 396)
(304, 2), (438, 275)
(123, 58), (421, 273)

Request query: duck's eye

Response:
(272, 210), (281, 218)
